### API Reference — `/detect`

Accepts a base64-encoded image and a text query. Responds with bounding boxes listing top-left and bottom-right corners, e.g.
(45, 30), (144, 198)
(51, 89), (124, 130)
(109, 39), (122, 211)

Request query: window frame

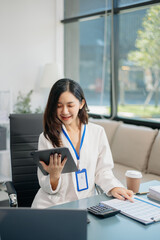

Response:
(62, 0), (160, 128)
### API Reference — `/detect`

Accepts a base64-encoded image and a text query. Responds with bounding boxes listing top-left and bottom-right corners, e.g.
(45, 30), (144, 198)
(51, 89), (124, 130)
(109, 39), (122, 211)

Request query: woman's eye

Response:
(57, 105), (62, 108)
(68, 105), (74, 108)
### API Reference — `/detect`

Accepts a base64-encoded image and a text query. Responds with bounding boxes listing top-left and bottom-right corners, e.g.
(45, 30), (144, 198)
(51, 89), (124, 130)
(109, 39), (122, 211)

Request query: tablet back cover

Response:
(31, 147), (78, 175)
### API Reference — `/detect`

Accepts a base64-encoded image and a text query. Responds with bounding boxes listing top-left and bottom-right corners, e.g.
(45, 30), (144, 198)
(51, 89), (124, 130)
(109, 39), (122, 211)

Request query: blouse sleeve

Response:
(95, 127), (124, 195)
(37, 133), (62, 194)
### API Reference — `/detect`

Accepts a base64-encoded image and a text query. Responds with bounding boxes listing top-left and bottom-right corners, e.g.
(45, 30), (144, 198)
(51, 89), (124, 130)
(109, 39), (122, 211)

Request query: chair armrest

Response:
(5, 181), (18, 207)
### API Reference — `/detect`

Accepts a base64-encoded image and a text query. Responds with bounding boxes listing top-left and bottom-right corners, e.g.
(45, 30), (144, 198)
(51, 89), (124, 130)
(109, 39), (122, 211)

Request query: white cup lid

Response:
(125, 170), (142, 178)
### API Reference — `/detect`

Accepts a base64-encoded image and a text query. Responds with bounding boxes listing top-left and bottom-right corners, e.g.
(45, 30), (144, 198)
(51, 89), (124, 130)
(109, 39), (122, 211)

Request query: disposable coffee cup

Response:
(125, 170), (142, 193)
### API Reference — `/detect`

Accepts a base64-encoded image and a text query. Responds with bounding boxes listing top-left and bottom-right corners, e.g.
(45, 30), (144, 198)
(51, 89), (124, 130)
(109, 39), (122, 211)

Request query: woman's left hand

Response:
(110, 187), (134, 202)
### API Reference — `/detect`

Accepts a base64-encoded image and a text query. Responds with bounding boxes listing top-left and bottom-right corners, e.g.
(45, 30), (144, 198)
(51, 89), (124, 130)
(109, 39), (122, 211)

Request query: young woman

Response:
(32, 78), (133, 208)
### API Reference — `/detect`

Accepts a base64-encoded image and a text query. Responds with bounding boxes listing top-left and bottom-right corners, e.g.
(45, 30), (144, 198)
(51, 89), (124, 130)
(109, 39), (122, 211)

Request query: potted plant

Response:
(14, 90), (42, 114)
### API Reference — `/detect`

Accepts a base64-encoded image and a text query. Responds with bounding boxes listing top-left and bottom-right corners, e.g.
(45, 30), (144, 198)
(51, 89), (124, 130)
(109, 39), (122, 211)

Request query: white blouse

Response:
(31, 122), (123, 208)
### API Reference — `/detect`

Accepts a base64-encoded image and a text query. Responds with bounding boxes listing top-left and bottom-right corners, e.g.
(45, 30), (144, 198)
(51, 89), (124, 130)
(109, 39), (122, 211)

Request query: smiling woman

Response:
(31, 78), (133, 209)
(43, 79), (88, 148)
(57, 91), (85, 125)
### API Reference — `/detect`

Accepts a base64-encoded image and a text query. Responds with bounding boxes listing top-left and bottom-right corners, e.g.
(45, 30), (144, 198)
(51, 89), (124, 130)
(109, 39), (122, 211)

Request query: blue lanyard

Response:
(62, 124), (86, 160)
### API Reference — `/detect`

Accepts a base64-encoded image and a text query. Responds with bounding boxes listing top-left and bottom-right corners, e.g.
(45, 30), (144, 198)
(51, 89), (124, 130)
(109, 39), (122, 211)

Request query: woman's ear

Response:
(80, 99), (85, 109)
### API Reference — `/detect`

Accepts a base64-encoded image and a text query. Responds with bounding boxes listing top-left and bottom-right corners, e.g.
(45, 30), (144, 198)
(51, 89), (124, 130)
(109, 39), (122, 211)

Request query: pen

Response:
(135, 192), (149, 195)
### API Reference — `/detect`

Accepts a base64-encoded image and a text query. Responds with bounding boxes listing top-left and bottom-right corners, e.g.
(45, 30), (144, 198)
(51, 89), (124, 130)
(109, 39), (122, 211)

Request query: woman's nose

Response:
(62, 106), (68, 114)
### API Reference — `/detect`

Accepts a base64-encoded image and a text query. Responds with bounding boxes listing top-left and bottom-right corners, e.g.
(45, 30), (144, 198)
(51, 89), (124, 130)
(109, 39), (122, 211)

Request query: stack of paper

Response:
(148, 185), (160, 201)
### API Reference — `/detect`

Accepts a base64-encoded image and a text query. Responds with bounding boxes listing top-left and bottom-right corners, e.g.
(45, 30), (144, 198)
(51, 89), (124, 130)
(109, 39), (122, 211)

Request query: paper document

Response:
(101, 196), (160, 224)
(149, 185), (160, 201)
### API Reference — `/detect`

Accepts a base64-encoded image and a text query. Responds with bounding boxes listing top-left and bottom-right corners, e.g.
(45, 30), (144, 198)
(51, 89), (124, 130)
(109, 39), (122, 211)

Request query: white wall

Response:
(0, 0), (64, 180)
(0, 0), (64, 112)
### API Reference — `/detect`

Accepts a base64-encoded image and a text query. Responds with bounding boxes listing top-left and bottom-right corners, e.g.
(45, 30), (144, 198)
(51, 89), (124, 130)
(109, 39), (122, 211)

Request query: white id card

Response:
(75, 169), (88, 192)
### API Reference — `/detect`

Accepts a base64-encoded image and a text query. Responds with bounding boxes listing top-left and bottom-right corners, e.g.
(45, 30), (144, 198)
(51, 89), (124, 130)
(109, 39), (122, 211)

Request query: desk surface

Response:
(52, 180), (160, 240)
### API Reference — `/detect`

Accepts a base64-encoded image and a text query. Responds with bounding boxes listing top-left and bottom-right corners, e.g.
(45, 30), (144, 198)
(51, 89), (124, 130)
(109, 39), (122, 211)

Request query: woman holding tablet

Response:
(32, 79), (133, 208)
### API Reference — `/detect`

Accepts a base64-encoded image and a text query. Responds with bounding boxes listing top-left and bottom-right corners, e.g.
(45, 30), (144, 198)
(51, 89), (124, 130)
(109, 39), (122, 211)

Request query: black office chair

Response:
(5, 113), (104, 207)
(6, 113), (43, 207)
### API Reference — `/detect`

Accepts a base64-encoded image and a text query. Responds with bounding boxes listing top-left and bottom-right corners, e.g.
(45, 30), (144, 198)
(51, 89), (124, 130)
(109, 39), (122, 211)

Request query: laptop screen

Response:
(0, 208), (87, 240)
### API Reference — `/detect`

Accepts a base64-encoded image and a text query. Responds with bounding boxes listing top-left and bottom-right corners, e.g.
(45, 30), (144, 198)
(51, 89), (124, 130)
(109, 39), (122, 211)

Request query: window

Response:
(63, 0), (160, 122)
(64, 5), (111, 115)
(64, 0), (111, 19)
(117, 4), (160, 121)
(118, 0), (151, 7)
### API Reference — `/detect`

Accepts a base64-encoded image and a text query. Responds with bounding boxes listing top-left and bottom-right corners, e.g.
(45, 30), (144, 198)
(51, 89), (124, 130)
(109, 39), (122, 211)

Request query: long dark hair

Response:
(43, 78), (89, 147)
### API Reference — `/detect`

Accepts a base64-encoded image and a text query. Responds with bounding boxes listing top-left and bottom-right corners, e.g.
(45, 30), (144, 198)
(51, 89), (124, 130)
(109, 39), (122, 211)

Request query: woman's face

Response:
(57, 91), (85, 126)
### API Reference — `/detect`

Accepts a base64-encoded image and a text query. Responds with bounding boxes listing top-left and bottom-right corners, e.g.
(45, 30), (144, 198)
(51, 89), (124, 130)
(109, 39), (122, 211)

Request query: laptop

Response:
(0, 208), (87, 240)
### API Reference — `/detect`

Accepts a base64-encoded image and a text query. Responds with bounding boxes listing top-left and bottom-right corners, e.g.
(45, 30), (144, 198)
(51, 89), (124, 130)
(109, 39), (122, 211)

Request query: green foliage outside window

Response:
(128, 5), (160, 108)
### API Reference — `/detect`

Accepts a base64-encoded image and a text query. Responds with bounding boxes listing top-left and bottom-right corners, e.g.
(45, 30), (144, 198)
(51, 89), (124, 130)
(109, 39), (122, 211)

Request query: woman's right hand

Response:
(40, 153), (67, 190)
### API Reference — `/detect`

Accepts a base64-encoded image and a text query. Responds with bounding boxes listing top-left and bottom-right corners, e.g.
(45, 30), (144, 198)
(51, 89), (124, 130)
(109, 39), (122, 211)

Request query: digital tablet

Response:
(31, 147), (78, 175)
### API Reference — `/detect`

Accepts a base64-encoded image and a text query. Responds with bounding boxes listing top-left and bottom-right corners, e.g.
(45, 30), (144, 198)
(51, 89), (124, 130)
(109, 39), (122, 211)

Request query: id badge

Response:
(75, 168), (88, 192)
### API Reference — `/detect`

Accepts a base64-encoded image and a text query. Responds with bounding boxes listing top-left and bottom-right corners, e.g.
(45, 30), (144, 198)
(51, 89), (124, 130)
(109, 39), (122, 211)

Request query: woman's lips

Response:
(61, 115), (72, 121)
